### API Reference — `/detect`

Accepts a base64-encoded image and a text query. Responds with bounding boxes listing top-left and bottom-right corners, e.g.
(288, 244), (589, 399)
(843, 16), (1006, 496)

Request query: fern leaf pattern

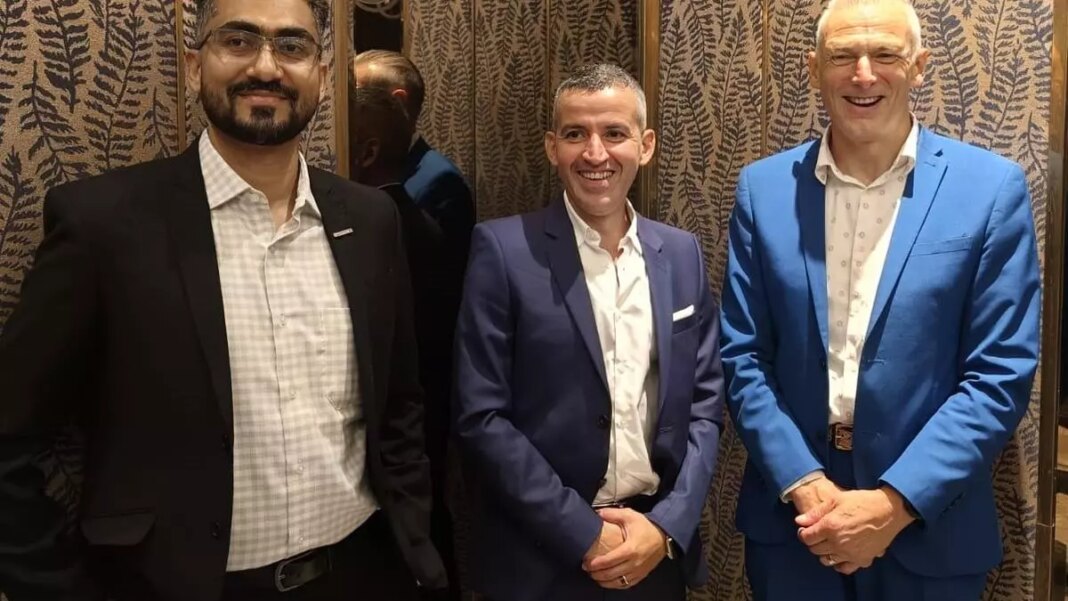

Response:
(0, 0), (29, 135)
(32, 0), (90, 113)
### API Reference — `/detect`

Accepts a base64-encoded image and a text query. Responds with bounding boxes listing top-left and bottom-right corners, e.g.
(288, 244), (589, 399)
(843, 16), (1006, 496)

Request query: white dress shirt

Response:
(199, 134), (378, 570)
(781, 119), (919, 498)
(563, 195), (660, 504)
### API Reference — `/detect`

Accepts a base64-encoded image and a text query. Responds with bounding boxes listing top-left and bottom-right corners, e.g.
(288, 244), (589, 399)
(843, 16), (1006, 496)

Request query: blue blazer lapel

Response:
(867, 130), (946, 338)
(796, 144), (830, 353)
(638, 219), (672, 416)
(544, 200), (609, 392)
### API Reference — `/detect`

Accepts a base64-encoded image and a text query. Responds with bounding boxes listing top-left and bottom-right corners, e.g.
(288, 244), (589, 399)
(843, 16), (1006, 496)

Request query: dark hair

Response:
(194, 0), (330, 44)
(353, 50), (426, 121)
(552, 63), (646, 129)
(349, 84), (414, 168)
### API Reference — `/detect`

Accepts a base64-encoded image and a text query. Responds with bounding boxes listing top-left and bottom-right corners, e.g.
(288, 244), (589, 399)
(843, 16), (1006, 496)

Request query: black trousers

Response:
(107, 512), (420, 601)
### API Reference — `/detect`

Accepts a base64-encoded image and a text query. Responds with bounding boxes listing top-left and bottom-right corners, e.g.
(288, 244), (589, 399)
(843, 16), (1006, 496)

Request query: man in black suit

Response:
(0, 0), (444, 599)
(349, 82), (462, 601)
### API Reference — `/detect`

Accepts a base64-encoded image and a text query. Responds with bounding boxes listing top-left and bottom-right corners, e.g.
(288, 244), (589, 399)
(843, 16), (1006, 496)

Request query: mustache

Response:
(228, 80), (298, 101)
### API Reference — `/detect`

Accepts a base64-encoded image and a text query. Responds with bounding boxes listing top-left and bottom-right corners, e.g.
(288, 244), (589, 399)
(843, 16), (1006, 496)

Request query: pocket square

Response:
(672, 305), (695, 322)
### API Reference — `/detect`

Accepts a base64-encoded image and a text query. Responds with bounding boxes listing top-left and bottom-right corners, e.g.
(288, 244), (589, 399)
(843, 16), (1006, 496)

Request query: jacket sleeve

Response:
(719, 167), (825, 496)
(453, 224), (602, 568)
(646, 234), (724, 554)
(0, 189), (102, 600)
(878, 164), (1040, 523)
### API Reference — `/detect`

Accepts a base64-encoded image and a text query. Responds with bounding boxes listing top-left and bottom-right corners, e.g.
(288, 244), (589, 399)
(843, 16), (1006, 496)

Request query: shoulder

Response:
(310, 167), (396, 220)
(924, 129), (1022, 177)
(45, 153), (194, 222)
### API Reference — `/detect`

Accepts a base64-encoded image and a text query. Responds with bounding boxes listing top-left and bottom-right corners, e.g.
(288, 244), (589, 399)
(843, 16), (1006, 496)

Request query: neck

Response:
(208, 127), (301, 214)
(577, 202), (630, 256)
(828, 115), (912, 185)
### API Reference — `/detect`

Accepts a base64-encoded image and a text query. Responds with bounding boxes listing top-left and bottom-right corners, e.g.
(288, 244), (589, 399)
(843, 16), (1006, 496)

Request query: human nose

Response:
(582, 134), (608, 163)
(247, 40), (283, 78)
(852, 55), (876, 85)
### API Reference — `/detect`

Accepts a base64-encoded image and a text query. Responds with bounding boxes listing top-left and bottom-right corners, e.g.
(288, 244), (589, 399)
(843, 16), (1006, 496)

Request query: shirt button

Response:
(289, 389), (297, 400)
(279, 314), (287, 327)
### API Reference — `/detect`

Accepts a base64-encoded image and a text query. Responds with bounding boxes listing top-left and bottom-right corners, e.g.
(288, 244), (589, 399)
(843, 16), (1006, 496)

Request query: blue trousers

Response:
(745, 448), (987, 601)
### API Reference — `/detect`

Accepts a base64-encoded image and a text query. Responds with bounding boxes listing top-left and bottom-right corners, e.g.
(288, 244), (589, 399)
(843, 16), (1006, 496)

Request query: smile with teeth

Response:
(579, 170), (614, 181)
(845, 96), (882, 107)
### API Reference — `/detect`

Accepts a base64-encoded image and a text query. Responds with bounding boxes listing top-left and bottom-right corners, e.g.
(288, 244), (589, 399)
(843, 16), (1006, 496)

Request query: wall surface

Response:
(656, 1), (1053, 600)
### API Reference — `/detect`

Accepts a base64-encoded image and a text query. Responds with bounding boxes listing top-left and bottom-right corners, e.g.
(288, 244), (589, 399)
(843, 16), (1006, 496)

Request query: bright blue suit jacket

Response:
(454, 199), (725, 601)
(720, 127), (1040, 578)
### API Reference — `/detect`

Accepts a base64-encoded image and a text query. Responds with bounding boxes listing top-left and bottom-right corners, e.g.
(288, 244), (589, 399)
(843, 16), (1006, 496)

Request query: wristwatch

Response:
(664, 534), (676, 560)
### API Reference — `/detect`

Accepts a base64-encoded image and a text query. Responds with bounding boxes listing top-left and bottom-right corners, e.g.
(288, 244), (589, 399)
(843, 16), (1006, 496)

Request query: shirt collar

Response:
(198, 131), (319, 218)
(815, 115), (919, 186)
(562, 192), (643, 256)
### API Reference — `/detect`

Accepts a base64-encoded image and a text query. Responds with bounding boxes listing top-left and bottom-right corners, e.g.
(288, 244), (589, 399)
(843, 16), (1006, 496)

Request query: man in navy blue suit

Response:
(454, 64), (724, 601)
(720, 1), (1040, 600)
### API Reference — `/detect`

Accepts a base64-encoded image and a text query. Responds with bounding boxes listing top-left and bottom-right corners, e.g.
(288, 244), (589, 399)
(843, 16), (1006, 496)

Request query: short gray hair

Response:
(815, 0), (922, 56)
(552, 64), (647, 130)
(349, 84), (413, 166)
(194, 0), (330, 44)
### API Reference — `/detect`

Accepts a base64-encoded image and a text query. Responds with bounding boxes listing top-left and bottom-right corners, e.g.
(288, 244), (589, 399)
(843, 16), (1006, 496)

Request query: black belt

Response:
(224, 512), (381, 592)
(593, 494), (658, 513)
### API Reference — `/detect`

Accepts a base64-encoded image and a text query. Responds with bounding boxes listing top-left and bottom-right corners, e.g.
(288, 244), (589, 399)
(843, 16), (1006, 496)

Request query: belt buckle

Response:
(831, 423), (853, 451)
(274, 549), (328, 593)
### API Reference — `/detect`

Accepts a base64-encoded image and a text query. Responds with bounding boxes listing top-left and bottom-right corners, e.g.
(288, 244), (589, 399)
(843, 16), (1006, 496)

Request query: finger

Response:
(807, 541), (836, 556)
(797, 524), (830, 547)
(834, 562), (861, 575)
(795, 497), (836, 527)
(596, 507), (634, 524)
(586, 542), (635, 572)
(819, 555), (837, 568)
(589, 561), (640, 583)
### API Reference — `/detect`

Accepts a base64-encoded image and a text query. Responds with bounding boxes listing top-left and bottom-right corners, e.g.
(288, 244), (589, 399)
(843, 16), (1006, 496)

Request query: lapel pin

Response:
(332, 228), (354, 238)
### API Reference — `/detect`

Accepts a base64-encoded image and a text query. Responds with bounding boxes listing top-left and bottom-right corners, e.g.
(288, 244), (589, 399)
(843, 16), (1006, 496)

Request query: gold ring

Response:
(620, 575), (630, 587)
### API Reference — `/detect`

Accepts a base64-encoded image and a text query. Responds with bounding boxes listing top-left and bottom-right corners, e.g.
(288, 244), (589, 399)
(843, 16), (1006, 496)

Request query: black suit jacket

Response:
(0, 146), (445, 601)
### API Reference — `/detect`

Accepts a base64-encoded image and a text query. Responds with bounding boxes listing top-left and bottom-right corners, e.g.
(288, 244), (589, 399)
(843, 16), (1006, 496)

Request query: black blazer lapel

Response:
(312, 171), (378, 430)
(164, 144), (234, 432)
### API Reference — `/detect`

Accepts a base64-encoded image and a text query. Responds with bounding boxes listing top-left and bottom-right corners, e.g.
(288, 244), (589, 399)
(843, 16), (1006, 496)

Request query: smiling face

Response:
(544, 86), (655, 225)
(807, 1), (928, 149)
(186, 0), (327, 146)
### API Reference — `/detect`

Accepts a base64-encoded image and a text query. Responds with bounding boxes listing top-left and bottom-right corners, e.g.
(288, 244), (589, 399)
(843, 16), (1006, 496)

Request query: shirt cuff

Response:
(780, 470), (825, 503)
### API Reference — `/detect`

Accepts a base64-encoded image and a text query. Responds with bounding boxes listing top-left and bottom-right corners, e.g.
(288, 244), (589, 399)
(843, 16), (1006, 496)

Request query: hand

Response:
(583, 520), (626, 563)
(583, 508), (668, 589)
(795, 486), (915, 575)
(789, 475), (844, 517)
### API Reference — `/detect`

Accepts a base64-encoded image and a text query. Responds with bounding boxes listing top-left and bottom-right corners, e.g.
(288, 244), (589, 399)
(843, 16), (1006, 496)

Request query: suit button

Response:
(819, 358), (827, 369)
(210, 522), (222, 539)
(597, 415), (610, 429)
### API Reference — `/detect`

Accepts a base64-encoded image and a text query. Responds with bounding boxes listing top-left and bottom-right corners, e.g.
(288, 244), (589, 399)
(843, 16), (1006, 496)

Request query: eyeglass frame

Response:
(822, 48), (916, 69)
(193, 27), (324, 66)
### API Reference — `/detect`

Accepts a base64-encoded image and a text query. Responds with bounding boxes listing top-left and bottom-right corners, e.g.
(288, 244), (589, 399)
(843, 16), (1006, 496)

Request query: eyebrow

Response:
(217, 20), (316, 40)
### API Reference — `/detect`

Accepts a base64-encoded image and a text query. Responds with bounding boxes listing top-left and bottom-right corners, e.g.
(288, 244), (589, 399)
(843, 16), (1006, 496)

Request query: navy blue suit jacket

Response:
(720, 128), (1040, 579)
(454, 199), (724, 601)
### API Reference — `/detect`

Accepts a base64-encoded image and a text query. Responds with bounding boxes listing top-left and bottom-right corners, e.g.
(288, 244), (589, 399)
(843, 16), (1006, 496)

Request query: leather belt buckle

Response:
(830, 423), (853, 451)
(273, 548), (331, 592)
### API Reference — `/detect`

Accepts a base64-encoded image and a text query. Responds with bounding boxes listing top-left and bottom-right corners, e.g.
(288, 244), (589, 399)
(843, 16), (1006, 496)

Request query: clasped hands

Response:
(790, 475), (915, 575)
(580, 508), (668, 589)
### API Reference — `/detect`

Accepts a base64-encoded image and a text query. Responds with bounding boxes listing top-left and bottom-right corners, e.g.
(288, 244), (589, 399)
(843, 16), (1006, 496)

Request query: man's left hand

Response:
(795, 486), (915, 575)
(583, 508), (668, 589)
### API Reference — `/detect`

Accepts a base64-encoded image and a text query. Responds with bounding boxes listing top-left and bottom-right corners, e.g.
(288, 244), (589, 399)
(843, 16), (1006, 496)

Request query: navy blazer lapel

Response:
(314, 172), (379, 428)
(796, 143), (830, 353)
(867, 129), (945, 337)
(166, 144), (234, 431)
(543, 200), (609, 393)
(637, 219), (672, 416)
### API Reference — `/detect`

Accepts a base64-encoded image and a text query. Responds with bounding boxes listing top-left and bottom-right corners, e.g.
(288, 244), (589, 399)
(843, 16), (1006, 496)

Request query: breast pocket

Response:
(318, 308), (358, 416)
(910, 236), (973, 256)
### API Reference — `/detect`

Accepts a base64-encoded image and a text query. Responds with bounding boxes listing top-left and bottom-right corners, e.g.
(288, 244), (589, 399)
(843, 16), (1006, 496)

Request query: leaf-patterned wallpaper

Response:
(656, 2), (1051, 601)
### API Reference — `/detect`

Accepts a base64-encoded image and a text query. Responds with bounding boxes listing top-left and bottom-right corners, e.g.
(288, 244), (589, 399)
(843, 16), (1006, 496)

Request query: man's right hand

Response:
(583, 521), (626, 562)
(789, 475), (844, 516)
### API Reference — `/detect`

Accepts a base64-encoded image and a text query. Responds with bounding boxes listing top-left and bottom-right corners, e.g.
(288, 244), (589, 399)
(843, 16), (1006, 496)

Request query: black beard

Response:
(201, 80), (316, 146)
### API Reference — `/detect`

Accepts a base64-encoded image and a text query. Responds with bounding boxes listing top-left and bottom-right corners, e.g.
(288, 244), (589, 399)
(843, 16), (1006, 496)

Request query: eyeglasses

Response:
(196, 28), (321, 65)
(825, 51), (910, 68)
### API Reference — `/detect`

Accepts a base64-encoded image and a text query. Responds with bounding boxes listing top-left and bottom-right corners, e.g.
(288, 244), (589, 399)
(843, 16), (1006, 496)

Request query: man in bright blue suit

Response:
(720, 1), (1040, 600)
(454, 64), (724, 601)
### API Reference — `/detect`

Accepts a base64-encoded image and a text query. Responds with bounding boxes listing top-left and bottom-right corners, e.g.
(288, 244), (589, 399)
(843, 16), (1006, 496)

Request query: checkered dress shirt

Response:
(199, 133), (378, 571)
